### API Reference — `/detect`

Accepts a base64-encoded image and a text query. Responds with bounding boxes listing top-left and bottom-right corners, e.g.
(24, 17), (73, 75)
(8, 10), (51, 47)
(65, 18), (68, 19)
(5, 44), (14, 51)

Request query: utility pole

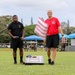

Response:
(21, 18), (23, 24)
(31, 17), (33, 25)
(67, 20), (70, 34)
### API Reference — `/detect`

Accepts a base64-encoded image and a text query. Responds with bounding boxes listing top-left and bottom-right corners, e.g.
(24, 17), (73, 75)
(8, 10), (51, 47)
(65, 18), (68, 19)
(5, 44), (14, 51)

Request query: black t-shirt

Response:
(8, 21), (24, 38)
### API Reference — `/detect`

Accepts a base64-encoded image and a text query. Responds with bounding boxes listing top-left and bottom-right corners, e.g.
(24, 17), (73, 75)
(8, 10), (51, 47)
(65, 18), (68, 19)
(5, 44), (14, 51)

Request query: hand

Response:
(12, 36), (16, 39)
(43, 39), (46, 43)
(62, 36), (65, 40)
(62, 36), (65, 43)
(20, 37), (24, 40)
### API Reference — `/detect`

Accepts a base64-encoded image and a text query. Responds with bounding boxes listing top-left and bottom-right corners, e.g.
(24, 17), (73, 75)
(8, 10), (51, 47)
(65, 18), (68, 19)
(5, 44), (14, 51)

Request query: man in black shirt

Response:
(8, 15), (24, 64)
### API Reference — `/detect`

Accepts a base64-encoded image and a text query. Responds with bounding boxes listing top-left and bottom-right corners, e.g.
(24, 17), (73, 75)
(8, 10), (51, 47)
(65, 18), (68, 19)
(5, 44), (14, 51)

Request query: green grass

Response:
(0, 48), (75, 75)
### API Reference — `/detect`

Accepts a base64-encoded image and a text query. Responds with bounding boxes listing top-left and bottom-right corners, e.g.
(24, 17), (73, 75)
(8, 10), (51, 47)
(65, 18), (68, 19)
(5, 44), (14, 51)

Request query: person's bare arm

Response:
(8, 30), (15, 38)
(58, 26), (65, 39)
(21, 29), (24, 40)
(22, 29), (24, 37)
(58, 26), (64, 35)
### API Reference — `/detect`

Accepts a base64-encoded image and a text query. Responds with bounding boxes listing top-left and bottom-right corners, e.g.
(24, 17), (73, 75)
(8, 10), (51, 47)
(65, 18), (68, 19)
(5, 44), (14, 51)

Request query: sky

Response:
(0, 0), (75, 26)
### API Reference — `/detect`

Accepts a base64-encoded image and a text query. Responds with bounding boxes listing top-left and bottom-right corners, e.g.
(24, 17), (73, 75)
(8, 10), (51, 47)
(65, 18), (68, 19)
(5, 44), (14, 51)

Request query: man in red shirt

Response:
(45, 10), (64, 65)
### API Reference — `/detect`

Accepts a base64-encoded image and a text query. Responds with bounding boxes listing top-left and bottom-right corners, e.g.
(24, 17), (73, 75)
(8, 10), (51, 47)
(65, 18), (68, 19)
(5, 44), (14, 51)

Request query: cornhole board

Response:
(24, 56), (44, 65)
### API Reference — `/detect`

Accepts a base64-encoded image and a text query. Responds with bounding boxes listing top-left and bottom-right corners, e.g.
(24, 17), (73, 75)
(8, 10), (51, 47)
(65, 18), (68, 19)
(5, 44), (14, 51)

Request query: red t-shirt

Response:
(45, 17), (60, 36)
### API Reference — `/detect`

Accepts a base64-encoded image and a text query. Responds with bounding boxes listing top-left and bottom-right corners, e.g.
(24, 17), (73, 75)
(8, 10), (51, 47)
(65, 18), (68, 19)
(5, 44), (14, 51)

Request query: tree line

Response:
(0, 15), (75, 43)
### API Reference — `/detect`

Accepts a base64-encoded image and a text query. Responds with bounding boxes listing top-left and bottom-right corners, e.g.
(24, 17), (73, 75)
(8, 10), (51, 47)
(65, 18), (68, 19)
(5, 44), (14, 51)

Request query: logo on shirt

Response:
(52, 21), (55, 24)
(18, 25), (21, 28)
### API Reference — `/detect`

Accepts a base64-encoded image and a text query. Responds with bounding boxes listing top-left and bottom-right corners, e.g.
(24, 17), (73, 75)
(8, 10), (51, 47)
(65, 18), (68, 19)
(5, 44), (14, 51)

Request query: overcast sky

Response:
(0, 0), (75, 26)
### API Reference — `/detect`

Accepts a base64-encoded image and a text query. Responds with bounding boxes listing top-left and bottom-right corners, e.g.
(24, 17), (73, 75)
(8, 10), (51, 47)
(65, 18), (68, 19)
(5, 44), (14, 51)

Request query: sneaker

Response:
(48, 59), (51, 64)
(51, 61), (54, 65)
(14, 61), (17, 64)
(20, 61), (23, 64)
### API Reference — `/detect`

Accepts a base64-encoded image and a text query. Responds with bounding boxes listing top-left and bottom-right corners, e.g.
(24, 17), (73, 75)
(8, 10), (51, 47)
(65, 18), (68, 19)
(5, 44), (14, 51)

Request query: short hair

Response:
(13, 15), (17, 18)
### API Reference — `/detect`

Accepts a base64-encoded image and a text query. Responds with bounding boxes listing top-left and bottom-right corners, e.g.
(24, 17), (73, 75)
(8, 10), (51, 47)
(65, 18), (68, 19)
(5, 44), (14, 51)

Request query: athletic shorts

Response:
(10, 38), (23, 50)
(46, 34), (59, 48)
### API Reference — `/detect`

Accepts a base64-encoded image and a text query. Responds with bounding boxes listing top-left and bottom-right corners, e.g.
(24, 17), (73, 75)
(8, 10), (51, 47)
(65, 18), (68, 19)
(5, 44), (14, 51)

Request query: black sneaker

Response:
(14, 61), (17, 64)
(20, 61), (23, 64)
(51, 61), (54, 65)
(48, 59), (51, 64)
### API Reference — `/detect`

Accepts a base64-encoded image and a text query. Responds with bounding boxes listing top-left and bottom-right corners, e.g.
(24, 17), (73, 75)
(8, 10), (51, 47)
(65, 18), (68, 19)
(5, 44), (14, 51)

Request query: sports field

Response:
(0, 48), (75, 75)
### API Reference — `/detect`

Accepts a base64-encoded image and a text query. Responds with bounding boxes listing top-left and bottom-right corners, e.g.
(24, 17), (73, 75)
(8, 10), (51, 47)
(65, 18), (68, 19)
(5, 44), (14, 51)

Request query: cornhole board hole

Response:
(24, 55), (44, 65)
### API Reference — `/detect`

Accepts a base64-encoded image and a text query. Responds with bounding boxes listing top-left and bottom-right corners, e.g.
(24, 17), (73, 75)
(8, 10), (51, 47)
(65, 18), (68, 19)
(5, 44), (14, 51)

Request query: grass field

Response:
(0, 48), (75, 75)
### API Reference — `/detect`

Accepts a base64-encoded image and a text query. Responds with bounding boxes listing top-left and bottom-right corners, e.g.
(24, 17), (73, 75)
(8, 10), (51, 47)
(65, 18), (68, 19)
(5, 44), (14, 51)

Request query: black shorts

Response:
(46, 34), (59, 48)
(10, 38), (23, 50)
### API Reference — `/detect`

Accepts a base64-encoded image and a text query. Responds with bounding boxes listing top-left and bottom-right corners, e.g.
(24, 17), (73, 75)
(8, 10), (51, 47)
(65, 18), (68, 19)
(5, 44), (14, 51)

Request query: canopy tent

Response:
(59, 33), (75, 39)
(24, 34), (69, 41)
(24, 35), (43, 41)
(59, 34), (69, 39)
(68, 33), (75, 39)
(65, 33), (75, 51)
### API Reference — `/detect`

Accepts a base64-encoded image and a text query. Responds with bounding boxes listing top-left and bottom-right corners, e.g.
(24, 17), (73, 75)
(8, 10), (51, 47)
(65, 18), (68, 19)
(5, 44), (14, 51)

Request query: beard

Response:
(13, 20), (18, 23)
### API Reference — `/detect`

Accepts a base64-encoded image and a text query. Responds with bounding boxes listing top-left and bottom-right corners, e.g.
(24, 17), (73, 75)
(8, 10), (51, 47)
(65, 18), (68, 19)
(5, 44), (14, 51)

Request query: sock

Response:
(14, 57), (16, 62)
(20, 56), (23, 62)
(48, 58), (51, 61)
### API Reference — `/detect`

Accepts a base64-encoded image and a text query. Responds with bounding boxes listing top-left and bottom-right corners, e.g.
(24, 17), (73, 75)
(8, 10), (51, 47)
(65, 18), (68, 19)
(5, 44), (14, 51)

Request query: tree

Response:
(24, 25), (36, 37)
(0, 15), (12, 43)
(0, 33), (10, 43)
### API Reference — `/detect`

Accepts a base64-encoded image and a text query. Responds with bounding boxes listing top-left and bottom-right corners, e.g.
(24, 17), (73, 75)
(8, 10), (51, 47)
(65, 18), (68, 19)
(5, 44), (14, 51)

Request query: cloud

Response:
(0, 0), (70, 9)
(0, 0), (75, 26)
